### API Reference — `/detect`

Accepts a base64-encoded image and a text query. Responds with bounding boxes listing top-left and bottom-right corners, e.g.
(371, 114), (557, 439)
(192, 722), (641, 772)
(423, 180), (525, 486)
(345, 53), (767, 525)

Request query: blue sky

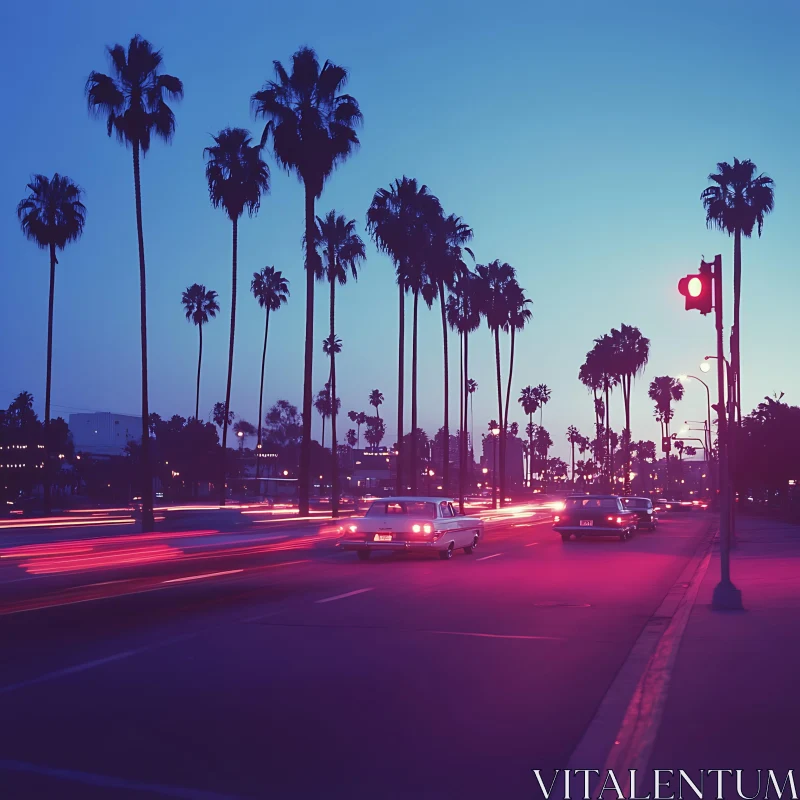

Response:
(2, 0), (798, 461)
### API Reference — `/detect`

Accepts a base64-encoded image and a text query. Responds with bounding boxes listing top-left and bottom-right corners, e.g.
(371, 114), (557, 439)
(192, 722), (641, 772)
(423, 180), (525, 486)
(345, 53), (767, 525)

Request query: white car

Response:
(339, 497), (484, 561)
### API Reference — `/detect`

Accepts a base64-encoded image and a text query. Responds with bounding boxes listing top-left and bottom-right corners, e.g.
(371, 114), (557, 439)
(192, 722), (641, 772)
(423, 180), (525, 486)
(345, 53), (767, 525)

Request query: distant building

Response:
(68, 412), (142, 457)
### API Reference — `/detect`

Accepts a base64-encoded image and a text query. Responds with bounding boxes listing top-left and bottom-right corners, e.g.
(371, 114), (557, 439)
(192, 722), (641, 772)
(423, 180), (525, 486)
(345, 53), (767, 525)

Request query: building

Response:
(68, 412), (143, 457)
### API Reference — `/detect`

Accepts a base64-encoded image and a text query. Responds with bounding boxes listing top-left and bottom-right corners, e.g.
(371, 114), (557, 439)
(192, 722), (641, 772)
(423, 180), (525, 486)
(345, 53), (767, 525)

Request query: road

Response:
(0, 508), (712, 799)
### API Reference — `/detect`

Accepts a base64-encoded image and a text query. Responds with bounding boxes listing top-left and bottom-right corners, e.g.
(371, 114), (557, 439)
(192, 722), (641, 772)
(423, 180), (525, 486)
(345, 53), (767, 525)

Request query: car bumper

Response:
(554, 525), (632, 536)
(339, 539), (443, 553)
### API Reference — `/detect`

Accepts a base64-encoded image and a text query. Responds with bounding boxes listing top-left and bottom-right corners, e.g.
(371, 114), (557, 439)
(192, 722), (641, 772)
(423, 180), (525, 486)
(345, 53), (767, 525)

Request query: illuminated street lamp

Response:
(490, 426), (500, 510)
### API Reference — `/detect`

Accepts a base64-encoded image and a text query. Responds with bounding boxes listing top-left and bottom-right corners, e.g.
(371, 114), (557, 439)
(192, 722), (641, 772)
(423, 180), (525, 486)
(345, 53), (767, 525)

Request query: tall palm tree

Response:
(204, 128), (270, 505)
(579, 355), (604, 472)
(315, 211), (365, 517)
(17, 174), (86, 514)
(475, 260), (516, 506)
(181, 284), (220, 421)
(251, 267), (289, 469)
(86, 35), (183, 531)
(534, 427), (553, 493)
(347, 410), (366, 449)
(315, 386), (332, 449)
(467, 379), (478, 473)
(503, 283), (532, 457)
(702, 159), (775, 424)
(649, 375), (685, 495)
(367, 177), (442, 494)
(426, 213), (474, 493)
(253, 46), (362, 515)
(369, 390), (384, 420)
(589, 336), (619, 490)
(533, 384), (551, 427)
(518, 386), (539, 488)
(609, 324), (650, 494)
(566, 426), (583, 487)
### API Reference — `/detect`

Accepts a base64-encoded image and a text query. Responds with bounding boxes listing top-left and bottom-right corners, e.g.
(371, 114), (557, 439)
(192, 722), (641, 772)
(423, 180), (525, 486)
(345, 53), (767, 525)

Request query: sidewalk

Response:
(647, 513), (800, 776)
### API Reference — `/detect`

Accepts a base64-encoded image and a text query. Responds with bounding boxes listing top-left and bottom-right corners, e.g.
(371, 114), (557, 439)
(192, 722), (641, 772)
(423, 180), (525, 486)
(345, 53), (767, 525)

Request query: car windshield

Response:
(366, 501), (437, 519)
(565, 497), (620, 511)
(624, 499), (650, 509)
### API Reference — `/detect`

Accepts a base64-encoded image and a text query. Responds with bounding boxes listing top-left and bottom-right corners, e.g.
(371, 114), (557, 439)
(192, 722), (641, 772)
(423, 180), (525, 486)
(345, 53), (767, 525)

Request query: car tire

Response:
(560, 533), (571, 542)
(440, 544), (454, 560)
(464, 534), (479, 554)
(357, 550), (370, 561)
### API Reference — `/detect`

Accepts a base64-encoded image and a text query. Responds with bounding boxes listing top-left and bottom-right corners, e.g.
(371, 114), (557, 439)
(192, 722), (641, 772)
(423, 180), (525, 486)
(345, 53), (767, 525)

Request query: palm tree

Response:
(17, 174), (86, 514)
(566, 426), (583, 488)
(251, 267), (289, 469)
(315, 211), (365, 518)
(503, 283), (532, 467)
(702, 159), (775, 424)
(346, 429), (357, 448)
(467, 378), (478, 474)
(181, 284), (220, 421)
(86, 35), (183, 531)
(649, 375), (685, 495)
(589, 335), (619, 490)
(475, 261), (517, 506)
(534, 427), (553, 493)
(347, 410), (366, 449)
(369, 390), (384, 420)
(609, 324), (650, 494)
(518, 387), (539, 488)
(253, 46), (362, 516)
(204, 128), (270, 504)
(579, 355), (604, 472)
(426, 213), (474, 493)
(315, 387), (331, 449)
(367, 177), (442, 494)
(533, 384), (551, 427)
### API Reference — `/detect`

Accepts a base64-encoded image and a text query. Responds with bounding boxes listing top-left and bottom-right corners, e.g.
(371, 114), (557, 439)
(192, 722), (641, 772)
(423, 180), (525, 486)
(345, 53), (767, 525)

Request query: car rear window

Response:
(366, 501), (437, 519)
(565, 497), (620, 511)
(623, 499), (650, 509)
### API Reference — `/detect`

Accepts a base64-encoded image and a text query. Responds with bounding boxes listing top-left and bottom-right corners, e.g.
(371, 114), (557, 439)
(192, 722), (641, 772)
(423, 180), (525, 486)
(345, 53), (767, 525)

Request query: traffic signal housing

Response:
(662, 436), (671, 453)
(677, 261), (713, 314)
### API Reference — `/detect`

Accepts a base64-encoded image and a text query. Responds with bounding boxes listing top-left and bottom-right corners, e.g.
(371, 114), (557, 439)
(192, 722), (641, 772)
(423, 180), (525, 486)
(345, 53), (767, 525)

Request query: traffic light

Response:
(677, 261), (713, 314)
(662, 436), (671, 453)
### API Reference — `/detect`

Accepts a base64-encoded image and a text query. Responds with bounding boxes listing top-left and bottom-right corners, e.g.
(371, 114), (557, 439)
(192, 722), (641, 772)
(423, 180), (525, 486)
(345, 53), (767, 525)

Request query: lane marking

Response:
(0, 759), (243, 799)
(163, 569), (243, 584)
(427, 630), (564, 641)
(0, 633), (197, 696)
(525, 542), (540, 547)
(476, 553), (502, 561)
(315, 588), (374, 604)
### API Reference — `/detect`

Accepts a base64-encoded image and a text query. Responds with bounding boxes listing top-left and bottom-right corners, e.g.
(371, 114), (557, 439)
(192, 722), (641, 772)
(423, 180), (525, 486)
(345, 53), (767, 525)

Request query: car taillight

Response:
(554, 515), (560, 523)
(423, 524), (432, 534)
(616, 516), (623, 524)
(348, 524), (358, 533)
(412, 524), (421, 533)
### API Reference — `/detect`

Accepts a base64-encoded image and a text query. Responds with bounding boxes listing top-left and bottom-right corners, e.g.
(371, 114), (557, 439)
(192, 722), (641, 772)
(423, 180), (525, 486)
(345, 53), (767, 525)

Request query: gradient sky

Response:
(2, 0), (799, 462)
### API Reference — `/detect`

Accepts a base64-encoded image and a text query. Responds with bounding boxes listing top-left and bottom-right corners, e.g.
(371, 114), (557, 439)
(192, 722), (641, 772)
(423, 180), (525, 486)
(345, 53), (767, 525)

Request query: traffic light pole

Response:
(710, 254), (743, 610)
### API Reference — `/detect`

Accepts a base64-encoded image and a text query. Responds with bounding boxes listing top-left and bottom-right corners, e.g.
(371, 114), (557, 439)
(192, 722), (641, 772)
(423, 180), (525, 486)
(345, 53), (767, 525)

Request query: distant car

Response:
(661, 499), (693, 512)
(622, 496), (657, 531)
(338, 497), (484, 561)
(553, 495), (638, 541)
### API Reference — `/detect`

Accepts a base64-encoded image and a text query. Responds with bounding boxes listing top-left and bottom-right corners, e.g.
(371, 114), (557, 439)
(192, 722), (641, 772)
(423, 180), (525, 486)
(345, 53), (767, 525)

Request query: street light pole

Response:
(679, 375), (714, 500)
(490, 426), (500, 510)
(708, 254), (743, 610)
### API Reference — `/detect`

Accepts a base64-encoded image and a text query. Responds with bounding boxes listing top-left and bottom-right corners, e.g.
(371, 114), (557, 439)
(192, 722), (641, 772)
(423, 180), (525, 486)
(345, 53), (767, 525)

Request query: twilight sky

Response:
(2, 0), (799, 461)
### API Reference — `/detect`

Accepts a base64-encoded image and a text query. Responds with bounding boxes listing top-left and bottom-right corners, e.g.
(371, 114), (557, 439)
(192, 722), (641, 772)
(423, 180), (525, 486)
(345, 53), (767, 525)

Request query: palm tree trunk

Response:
(220, 216), (238, 506)
(622, 375), (631, 495)
(494, 327), (505, 507)
(396, 282), (405, 495)
(733, 228), (742, 426)
(465, 331), (471, 491)
(195, 323), (203, 422)
(458, 328), (465, 513)
(503, 327), (515, 460)
(321, 415), (326, 450)
(132, 142), (154, 531)
(605, 384), (611, 491)
(571, 440), (576, 488)
(330, 276), (339, 518)
(256, 308), (270, 480)
(438, 284), (450, 493)
(411, 288), (419, 494)
(42, 242), (57, 515)
(528, 412), (534, 490)
(298, 183), (315, 516)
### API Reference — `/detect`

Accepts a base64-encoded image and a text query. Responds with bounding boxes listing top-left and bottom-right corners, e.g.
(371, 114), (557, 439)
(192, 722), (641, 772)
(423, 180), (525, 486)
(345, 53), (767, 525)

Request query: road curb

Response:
(565, 517), (717, 786)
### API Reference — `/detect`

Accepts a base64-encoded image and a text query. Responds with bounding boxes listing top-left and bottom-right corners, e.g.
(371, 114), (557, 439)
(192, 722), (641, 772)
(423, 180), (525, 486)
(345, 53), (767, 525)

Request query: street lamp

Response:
(490, 427), (500, 509)
(680, 373), (715, 501)
(237, 430), (244, 453)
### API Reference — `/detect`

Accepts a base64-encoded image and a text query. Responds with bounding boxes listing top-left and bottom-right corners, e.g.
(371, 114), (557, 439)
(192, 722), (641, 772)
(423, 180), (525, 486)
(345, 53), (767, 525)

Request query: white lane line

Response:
(525, 542), (540, 547)
(0, 633), (197, 696)
(476, 553), (503, 561)
(0, 759), (243, 799)
(163, 569), (243, 584)
(427, 630), (564, 641)
(315, 587), (374, 604)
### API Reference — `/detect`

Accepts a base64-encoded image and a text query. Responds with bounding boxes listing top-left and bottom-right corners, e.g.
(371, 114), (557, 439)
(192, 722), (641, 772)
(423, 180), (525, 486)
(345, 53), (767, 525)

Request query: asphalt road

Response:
(0, 509), (712, 799)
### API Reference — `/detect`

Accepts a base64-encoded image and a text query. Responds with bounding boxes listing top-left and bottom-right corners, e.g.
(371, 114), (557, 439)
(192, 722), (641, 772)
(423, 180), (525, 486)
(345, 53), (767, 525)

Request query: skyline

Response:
(3, 1), (799, 462)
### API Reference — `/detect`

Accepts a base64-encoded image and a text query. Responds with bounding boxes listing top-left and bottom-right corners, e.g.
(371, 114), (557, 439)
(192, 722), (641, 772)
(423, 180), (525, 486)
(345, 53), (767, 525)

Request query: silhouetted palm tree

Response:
(533, 384), (551, 428)
(590, 335), (619, 489)
(367, 177), (441, 493)
(369, 390), (384, 420)
(702, 159), (774, 424)
(253, 46), (362, 515)
(315, 210), (365, 517)
(649, 376), (684, 495)
(579, 355), (604, 470)
(86, 34), (183, 531)
(467, 378), (478, 473)
(609, 324), (650, 494)
(315, 383), (340, 450)
(17, 173), (86, 514)
(518, 387), (538, 488)
(503, 283), (532, 453)
(251, 267), (289, 466)
(476, 261), (516, 505)
(181, 284), (220, 421)
(566, 426), (583, 487)
(205, 127), (270, 504)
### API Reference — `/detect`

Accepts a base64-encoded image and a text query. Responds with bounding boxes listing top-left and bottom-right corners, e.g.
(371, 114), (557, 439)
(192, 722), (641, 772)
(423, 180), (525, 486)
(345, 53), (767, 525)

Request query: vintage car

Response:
(621, 496), (658, 530)
(553, 495), (638, 541)
(338, 497), (484, 560)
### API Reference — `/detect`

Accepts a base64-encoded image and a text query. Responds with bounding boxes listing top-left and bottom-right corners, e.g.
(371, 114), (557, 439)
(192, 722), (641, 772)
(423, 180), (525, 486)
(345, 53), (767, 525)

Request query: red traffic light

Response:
(678, 265), (712, 314)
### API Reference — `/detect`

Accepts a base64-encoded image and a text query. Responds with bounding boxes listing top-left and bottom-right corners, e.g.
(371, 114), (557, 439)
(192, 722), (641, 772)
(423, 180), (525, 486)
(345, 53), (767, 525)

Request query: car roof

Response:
(566, 494), (622, 499)
(624, 496), (652, 502)
(371, 497), (454, 504)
